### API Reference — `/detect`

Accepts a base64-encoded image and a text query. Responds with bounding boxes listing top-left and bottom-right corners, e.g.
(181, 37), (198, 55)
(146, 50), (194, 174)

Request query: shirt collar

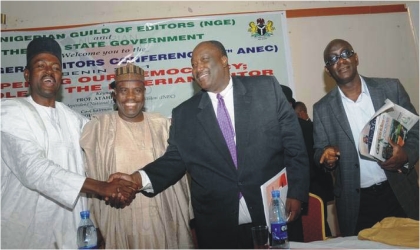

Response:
(338, 75), (371, 101)
(208, 77), (233, 99)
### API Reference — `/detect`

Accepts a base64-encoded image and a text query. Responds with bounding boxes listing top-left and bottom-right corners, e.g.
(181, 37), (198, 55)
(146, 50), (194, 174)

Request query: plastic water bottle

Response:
(77, 210), (97, 249)
(269, 190), (289, 249)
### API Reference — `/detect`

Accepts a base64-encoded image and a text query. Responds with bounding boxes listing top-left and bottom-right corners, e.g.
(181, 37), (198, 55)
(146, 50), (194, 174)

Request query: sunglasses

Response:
(325, 49), (355, 66)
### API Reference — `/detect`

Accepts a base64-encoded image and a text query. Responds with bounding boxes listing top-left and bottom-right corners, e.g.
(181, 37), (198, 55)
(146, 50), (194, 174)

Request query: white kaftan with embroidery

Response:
(1, 96), (88, 248)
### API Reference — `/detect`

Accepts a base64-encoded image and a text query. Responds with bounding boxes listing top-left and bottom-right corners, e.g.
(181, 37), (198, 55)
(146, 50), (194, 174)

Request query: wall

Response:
(2, 1), (418, 117)
(288, 10), (419, 117)
(0, 1), (412, 28)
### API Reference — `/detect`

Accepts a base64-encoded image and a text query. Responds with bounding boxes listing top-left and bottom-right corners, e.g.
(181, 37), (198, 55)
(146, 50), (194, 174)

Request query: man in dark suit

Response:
(109, 40), (309, 248)
(313, 39), (419, 236)
(294, 101), (334, 236)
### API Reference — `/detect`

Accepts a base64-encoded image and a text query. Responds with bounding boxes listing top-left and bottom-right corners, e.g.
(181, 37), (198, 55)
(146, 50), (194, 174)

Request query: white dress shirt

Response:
(339, 76), (388, 187)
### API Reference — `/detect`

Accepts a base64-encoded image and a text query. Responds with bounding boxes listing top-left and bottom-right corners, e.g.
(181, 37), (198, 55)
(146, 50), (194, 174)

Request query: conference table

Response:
(289, 236), (415, 249)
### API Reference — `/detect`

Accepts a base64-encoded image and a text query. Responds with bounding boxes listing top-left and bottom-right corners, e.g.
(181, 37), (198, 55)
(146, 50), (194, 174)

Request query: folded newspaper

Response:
(359, 99), (419, 162)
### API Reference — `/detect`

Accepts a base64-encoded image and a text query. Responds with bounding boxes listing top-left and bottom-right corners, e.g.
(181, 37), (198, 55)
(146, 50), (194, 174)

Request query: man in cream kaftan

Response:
(1, 96), (88, 248)
(80, 111), (194, 249)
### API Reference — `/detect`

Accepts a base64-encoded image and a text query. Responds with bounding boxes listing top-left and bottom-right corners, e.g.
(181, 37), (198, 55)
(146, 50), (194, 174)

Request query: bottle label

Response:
(271, 222), (288, 241)
(79, 246), (97, 249)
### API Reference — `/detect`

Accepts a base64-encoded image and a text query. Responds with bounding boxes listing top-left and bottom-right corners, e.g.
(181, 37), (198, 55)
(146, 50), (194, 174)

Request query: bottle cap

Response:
(80, 210), (90, 219)
(271, 190), (280, 198)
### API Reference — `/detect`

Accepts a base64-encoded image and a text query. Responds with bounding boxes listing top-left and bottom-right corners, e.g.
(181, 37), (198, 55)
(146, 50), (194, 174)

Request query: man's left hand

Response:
(285, 198), (302, 222)
(377, 138), (409, 172)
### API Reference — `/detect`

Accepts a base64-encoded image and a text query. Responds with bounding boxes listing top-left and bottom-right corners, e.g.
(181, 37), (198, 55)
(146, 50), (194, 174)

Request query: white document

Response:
(260, 168), (288, 232)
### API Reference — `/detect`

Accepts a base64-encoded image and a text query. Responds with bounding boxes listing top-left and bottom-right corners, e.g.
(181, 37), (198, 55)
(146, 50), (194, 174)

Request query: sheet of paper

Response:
(260, 168), (288, 231)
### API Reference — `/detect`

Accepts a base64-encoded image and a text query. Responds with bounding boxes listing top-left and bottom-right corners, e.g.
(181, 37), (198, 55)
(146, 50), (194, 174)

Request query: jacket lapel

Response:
(232, 78), (252, 175)
(196, 91), (237, 171)
(328, 87), (355, 144)
(329, 76), (386, 146)
(363, 76), (385, 111)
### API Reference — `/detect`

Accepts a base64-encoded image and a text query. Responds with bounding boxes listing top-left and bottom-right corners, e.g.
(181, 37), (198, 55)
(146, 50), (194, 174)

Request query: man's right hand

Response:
(102, 178), (138, 208)
(320, 146), (340, 169)
(105, 172), (142, 208)
(81, 177), (139, 209)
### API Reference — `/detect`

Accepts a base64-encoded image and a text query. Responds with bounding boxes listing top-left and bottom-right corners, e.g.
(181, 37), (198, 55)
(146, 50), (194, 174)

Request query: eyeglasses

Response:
(325, 49), (355, 66)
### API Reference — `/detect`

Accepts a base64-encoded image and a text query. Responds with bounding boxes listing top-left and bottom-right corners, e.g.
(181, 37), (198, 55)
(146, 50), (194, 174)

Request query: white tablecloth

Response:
(289, 236), (415, 249)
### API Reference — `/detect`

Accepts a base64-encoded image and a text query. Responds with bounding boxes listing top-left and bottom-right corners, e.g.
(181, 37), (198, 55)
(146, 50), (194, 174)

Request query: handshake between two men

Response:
(99, 172), (143, 209)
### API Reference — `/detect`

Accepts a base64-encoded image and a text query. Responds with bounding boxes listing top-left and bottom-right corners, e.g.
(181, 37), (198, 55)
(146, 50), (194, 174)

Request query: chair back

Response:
(301, 192), (327, 242)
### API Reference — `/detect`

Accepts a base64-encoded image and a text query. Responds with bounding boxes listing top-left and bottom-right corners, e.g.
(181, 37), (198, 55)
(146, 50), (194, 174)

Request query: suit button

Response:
(355, 164), (359, 168)
(238, 182), (243, 186)
(356, 188), (360, 193)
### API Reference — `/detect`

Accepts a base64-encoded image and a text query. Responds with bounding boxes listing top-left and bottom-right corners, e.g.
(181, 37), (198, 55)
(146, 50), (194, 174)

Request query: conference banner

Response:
(1, 11), (294, 118)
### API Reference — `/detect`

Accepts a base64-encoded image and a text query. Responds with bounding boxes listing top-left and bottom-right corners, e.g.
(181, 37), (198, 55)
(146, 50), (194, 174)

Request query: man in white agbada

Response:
(1, 37), (139, 248)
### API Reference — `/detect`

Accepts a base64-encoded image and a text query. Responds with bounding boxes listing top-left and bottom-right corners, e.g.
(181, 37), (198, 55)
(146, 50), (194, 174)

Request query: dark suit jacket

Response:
(313, 76), (419, 236)
(298, 118), (334, 203)
(142, 75), (309, 248)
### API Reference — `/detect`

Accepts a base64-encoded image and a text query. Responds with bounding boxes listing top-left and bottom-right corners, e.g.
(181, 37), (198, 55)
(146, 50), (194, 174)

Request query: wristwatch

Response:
(399, 162), (410, 174)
